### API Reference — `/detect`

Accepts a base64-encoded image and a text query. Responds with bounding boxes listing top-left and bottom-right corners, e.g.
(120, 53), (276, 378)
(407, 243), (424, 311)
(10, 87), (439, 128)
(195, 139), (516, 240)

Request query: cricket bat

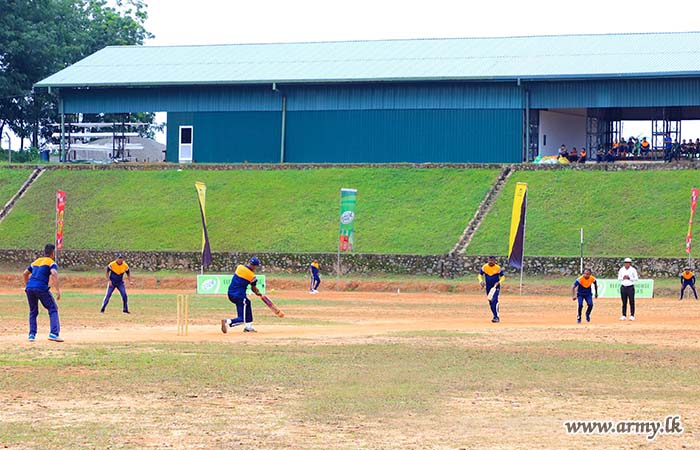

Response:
(487, 285), (498, 301)
(260, 295), (285, 318)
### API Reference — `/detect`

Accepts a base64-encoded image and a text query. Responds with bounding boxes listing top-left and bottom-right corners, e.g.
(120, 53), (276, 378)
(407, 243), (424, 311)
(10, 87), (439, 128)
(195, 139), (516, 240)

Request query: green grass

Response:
(0, 167), (498, 254)
(467, 169), (700, 257)
(1, 339), (698, 447)
(0, 168), (32, 208)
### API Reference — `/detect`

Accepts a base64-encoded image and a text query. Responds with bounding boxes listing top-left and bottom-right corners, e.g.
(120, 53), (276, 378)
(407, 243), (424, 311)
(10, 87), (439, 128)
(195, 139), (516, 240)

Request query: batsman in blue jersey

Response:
(478, 256), (505, 323)
(221, 257), (264, 333)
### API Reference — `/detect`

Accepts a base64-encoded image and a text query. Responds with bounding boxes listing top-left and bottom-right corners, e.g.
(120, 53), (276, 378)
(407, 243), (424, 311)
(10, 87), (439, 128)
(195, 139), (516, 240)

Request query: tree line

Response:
(0, 0), (153, 151)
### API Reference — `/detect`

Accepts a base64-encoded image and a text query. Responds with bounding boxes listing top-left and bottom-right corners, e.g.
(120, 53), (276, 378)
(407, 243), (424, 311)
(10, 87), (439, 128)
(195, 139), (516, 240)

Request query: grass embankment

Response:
(0, 167), (498, 254)
(0, 168), (32, 207)
(467, 169), (699, 257)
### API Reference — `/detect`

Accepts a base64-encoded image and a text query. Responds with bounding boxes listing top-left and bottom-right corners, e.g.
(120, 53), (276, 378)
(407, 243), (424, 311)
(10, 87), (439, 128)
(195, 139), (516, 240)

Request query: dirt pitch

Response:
(1, 280), (700, 449)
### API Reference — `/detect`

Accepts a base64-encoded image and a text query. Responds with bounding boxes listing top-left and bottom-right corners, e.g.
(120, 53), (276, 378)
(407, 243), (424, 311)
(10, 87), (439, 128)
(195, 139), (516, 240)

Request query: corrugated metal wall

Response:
(166, 112), (281, 163)
(166, 109), (522, 163)
(63, 85), (282, 113)
(285, 109), (522, 163)
(529, 78), (700, 109)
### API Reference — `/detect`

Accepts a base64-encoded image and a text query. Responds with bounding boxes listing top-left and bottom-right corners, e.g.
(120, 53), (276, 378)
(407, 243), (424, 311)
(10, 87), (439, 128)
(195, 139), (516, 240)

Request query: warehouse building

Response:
(35, 32), (700, 164)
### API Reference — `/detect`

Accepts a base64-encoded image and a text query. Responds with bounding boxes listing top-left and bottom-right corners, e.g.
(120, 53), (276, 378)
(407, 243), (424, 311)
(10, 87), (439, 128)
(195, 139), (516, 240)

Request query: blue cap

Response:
(248, 257), (260, 266)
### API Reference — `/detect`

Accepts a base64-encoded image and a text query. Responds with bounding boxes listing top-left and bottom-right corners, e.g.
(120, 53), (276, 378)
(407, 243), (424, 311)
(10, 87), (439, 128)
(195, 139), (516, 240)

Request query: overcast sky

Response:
(5, 0), (700, 150)
(144, 0), (699, 46)
(141, 0), (700, 141)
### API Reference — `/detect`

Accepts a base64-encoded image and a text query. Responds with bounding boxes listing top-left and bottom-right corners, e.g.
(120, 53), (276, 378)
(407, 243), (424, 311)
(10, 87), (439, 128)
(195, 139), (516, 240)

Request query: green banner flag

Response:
(197, 274), (266, 295)
(339, 188), (357, 252)
(596, 279), (654, 299)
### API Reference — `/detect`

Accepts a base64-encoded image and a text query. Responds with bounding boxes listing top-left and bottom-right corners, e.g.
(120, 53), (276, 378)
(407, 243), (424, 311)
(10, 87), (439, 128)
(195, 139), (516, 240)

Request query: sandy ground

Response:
(1, 281), (700, 449)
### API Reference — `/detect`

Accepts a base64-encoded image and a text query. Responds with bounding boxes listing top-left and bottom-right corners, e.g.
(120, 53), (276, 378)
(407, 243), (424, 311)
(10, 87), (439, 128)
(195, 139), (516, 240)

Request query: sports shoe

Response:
(48, 333), (64, 342)
(586, 316), (591, 323)
(620, 316), (626, 321)
(630, 316), (635, 321)
(576, 317), (581, 324)
(243, 326), (257, 333)
(28, 334), (36, 341)
(220, 319), (228, 334)
(100, 308), (105, 313)
(491, 317), (500, 323)
(123, 310), (130, 314)
(309, 290), (315, 294)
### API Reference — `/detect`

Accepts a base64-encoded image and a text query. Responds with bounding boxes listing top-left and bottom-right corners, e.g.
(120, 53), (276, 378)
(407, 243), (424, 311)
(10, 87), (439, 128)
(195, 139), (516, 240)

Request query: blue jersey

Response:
(26, 257), (58, 291)
(107, 260), (130, 285)
(228, 264), (257, 299)
(310, 262), (320, 278)
(573, 275), (597, 296)
(479, 263), (503, 289)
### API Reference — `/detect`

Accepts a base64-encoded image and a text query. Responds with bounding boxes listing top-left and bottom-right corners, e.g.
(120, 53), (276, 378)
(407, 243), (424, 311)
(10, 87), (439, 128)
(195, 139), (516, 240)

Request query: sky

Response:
(140, 0), (699, 144)
(3, 0), (700, 149)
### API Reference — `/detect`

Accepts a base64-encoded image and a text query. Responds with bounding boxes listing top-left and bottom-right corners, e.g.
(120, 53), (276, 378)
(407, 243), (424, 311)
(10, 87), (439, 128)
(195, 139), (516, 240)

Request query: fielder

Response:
(221, 257), (264, 333)
(100, 253), (133, 313)
(478, 256), (505, 323)
(679, 267), (698, 300)
(309, 259), (321, 294)
(23, 244), (63, 342)
(571, 268), (598, 323)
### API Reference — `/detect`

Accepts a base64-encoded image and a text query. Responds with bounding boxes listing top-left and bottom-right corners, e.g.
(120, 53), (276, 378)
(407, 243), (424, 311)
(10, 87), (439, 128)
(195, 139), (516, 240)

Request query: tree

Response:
(0, 0), (153, 149)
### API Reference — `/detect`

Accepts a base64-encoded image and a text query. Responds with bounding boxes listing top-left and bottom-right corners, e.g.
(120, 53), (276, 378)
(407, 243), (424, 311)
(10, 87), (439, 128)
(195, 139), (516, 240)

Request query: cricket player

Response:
(478, 256), (505, 323)
(23, 244), (63, 342)
(571, 268), (598, 323)
(100, 253), (133, 313)
(309, 259), (321, 294)
(679, 267), (698, 300)
(221, 257), (264, 333)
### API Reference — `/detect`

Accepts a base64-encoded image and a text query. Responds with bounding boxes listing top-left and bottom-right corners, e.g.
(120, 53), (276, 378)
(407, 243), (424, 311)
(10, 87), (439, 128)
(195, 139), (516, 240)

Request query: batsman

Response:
(221, 257), (264, 333)
(478, 256), (505, 323)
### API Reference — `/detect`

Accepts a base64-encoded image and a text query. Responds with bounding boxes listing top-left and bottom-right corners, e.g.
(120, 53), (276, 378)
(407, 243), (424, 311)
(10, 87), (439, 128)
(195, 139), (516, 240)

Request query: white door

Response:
(179, 126), (193, 163)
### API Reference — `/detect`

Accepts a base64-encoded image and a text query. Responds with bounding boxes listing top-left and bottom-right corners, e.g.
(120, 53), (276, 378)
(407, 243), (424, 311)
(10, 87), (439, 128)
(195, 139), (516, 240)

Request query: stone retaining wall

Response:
(0, 249), (693, 278)
(4, 161), (699, 172)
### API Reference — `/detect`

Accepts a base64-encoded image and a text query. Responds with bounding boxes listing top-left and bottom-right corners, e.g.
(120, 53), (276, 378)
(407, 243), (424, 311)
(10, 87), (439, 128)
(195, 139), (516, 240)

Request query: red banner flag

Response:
(686, 188), (698, 254)
(56, 190), (66, 249)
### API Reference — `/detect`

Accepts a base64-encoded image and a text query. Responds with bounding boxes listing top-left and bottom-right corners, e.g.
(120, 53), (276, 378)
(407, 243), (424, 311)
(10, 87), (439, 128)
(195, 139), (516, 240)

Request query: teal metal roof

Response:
(36, 32), (700, 88)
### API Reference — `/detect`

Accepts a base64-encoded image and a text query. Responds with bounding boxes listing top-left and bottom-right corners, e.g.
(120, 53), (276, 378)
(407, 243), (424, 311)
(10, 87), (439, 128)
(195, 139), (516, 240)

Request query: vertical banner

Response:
(686, 187), (698, 254)
(339, 188), (357, 252)
(194, 182), (212, 268)
(508, 182), (528, 269)
(55, 190), (66, 250)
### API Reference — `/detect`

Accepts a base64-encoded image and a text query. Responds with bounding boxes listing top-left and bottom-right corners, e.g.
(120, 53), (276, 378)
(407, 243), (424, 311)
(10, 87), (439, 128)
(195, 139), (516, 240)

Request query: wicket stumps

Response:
(176, 294), (189, 336)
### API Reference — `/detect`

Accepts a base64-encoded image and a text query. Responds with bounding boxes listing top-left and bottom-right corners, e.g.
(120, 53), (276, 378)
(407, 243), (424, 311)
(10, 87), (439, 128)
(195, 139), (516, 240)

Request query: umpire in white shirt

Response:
(617, 257), (639, 321)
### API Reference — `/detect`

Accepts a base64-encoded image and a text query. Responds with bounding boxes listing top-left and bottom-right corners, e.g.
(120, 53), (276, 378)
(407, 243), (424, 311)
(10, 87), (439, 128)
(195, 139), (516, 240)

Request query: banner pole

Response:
(54, 192), (58, 263)
(580, 228), (584, 274)
(519, 192), (527, 296)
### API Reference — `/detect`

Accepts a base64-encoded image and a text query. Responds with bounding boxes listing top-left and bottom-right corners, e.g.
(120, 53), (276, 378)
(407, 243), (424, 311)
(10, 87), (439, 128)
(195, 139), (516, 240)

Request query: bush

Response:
(6, 147), (40, 163)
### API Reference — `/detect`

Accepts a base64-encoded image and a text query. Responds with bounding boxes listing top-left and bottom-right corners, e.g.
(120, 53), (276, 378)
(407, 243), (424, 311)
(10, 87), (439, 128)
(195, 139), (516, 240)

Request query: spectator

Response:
(560, 146), (569, 161)
(596, 148), (605, 163)
(640, 137), (650, 155)
(618, 137), (628, 156)
(664, 133), (673, 156)
(569, 147), (578, 162)
(578, 147), (587, 163)
(633, 137), (641, 156)
(605, 148), (615, 162)
(558, 145), (567, 157)
(627, 137), (635, 156)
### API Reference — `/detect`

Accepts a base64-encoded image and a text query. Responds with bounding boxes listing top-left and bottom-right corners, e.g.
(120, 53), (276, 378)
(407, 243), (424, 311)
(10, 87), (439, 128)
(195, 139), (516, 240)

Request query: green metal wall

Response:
(286, 109), (523, 163)
(166, 112), (281, 163)
(167, 109), (523, 163)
